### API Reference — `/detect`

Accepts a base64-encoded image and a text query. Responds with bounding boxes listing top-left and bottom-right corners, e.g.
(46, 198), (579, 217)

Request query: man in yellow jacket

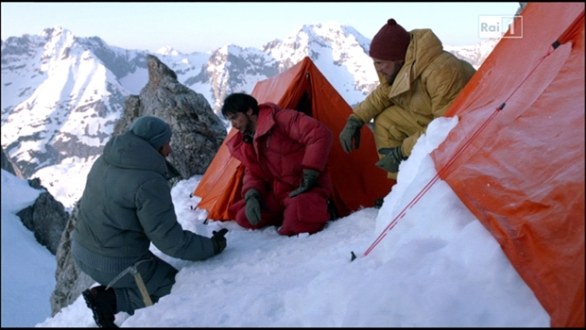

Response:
(339, 18), (476, 180)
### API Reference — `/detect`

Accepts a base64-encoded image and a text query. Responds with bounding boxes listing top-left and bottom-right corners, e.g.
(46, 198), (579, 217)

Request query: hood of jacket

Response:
(103, 131), (176, 179)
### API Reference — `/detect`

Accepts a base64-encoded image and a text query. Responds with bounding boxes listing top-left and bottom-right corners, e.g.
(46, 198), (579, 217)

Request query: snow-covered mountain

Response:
(1, 25), (496, 210)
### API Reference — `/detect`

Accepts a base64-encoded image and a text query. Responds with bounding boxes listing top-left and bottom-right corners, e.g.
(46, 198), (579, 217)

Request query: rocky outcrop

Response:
(3, 148), (68, 255)
(114, 54), (227, 179)
(50, 201), (94, 316)
(15, 177), (69, 255)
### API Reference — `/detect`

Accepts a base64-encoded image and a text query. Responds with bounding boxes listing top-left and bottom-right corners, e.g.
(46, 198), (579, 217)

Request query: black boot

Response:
(374, 197), (384, 209)
(82, 285), (118, 328)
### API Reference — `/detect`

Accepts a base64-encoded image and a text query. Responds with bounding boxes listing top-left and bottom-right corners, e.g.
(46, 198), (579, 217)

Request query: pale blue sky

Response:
(1, 2), (520, 53)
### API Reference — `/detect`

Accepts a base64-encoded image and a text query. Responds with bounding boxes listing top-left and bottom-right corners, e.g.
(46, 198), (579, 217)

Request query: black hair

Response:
(221, 93), (259, 118)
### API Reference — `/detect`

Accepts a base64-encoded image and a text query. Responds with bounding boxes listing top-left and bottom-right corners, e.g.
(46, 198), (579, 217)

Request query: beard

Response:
(242, 115), (255, 143)
(384, 61), (405, 85)
(242, 129), (254, 144)
(386, 72), (399, 84)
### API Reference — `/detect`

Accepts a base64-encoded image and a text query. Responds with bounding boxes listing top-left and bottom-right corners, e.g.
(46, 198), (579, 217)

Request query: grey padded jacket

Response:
(73, 131), (215, 272)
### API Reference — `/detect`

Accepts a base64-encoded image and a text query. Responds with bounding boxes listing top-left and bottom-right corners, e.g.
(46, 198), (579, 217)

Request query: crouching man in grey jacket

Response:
(72, 116), (227, 328)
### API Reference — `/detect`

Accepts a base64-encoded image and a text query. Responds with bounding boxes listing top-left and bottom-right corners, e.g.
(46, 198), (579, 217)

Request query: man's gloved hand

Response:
(244, 189), (261, 226)
(375, 147), (407, 173)
(339, 116), (363, 153)
(211, 228), (228, 255)
(289, 168), (320, 197)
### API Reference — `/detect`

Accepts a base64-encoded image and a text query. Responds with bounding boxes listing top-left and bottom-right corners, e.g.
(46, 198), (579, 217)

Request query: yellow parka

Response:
(352, 29), (476, 157)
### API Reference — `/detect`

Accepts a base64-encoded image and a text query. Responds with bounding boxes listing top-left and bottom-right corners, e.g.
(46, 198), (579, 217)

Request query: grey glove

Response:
(211, 228), (228, 255)
(244, 189), (261, 226)
(289, 168), (320, 197)
(375, 147), (407, 173)
(339, 116), (363, 153)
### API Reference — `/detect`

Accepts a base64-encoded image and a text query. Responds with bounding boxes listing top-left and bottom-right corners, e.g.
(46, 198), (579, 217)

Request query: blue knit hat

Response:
(130, 116), (172, 150)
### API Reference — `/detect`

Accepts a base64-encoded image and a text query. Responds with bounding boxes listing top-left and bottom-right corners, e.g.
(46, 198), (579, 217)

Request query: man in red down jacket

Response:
(222, 92), (334, 236)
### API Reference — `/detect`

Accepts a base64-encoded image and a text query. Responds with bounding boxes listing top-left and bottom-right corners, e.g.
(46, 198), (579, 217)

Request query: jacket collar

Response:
(386, 29), (444, 98)
(254, 103), (279, 138)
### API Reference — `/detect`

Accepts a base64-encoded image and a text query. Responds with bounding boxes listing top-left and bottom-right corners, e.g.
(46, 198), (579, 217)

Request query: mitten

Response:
(211, 228), (228, 255)
(244, 189), (261, 226)
(289, 169), (320, 197)
(375, 147), (407, 173)
(339, 116), (363, 153)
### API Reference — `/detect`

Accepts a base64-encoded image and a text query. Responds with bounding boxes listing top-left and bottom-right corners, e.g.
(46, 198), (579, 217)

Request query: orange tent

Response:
(431, 3), (584, 327)
(193, 57), (394, 220)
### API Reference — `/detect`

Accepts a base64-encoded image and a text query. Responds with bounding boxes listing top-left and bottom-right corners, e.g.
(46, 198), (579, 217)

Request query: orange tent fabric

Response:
(431, 3), (584, 327)
(194, 57), (394, 220)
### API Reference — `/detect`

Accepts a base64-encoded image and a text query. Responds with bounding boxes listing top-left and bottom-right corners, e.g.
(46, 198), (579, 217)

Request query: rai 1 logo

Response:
(479, 15), (523, 39)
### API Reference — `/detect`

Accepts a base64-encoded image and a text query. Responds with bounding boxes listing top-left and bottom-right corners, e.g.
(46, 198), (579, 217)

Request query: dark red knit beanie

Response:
(369, 18), (411, 61)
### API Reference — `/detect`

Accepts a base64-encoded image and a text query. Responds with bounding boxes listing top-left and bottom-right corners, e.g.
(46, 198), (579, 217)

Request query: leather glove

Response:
(375, 147), (407, 173)
(289, 168), (320, 197)
(244, 189), (261, 226)
(339, 116), (363, 153)
(211, 228), (228, 255)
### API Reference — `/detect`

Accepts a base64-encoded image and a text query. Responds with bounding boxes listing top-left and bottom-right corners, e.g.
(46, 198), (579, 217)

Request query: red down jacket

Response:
(226, 102), (333, 235)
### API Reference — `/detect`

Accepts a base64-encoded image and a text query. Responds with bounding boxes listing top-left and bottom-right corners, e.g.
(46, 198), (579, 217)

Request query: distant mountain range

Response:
(0, 25), (498, 209)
